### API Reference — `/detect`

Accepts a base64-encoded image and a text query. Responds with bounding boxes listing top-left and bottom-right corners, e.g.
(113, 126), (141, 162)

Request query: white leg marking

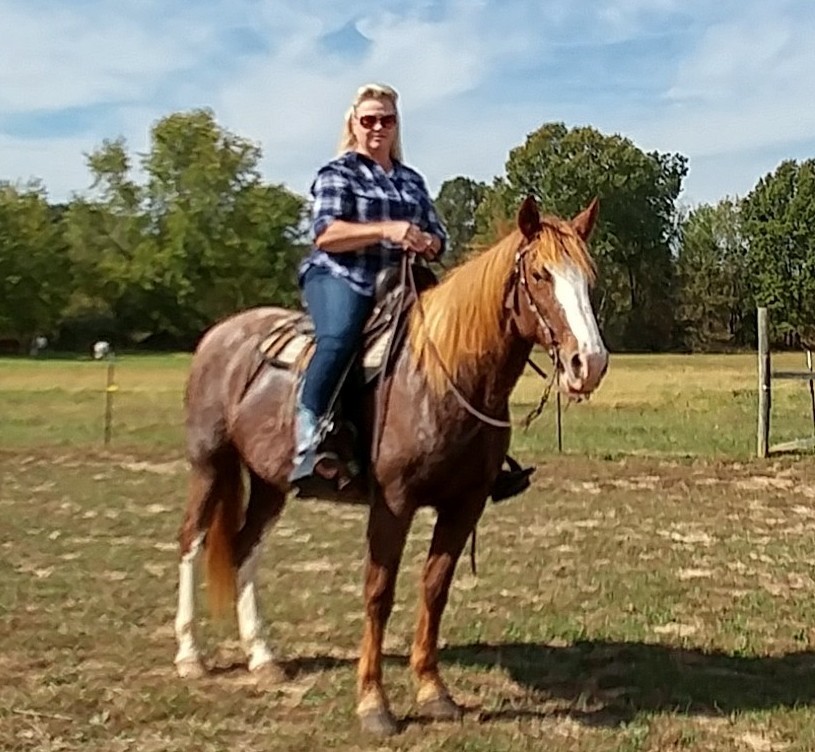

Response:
(237, 546), (275, 671)
(174, 534), (204, 668)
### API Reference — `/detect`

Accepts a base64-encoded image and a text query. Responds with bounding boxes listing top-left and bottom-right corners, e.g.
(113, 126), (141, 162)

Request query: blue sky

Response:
(2, 0), (814, 208)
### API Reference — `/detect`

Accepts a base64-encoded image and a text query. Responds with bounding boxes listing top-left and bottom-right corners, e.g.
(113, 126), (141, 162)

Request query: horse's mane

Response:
(408, 217), (596, 395)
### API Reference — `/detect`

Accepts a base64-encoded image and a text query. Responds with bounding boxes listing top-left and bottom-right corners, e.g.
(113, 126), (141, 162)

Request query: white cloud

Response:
(612, 1), (815, 202)
(215, 0), (505, 194)
(0, 133), (96, 200)
(1, 0), (814, 208)
(0, 3), (212, 113)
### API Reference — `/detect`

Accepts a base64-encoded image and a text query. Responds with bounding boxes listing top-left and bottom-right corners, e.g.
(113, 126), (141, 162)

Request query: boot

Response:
(490, 455), (535, 503)
(289, 404), (353, 499)
(289, 404), (320, 483)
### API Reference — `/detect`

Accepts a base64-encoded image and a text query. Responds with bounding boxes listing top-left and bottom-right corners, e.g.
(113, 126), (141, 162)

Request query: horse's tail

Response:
(204, 459), (244, 619)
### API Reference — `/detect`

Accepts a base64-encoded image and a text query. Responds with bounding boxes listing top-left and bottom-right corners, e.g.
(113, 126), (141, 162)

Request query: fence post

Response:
(757, 307), (770, 458)
(104, 356), (117, 446)
(807, 350), (815, 437)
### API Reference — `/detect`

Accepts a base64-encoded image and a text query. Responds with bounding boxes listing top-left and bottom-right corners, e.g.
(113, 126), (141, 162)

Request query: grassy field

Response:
(2, 352), (815, 751)
(2, 349), (815, 457)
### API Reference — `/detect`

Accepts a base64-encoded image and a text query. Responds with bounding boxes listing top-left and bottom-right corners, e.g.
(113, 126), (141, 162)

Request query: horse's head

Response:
(507, 195), (608, 398)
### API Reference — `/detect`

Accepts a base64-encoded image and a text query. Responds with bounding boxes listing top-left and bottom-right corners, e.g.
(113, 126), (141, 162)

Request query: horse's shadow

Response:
(286, 639), (815, 726)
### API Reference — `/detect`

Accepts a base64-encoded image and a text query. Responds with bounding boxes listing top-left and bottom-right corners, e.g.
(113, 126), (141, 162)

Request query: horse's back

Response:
(184, 306), (298, 462)
(195, 307), (295, 356)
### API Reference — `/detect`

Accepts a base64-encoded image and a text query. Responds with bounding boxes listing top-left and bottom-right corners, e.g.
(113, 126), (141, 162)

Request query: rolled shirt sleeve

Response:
(310, 166), (355, 242)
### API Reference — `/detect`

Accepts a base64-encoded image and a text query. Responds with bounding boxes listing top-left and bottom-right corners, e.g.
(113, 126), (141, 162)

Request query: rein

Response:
(410, 245), (561, 431)
(407, 257), (514, 429)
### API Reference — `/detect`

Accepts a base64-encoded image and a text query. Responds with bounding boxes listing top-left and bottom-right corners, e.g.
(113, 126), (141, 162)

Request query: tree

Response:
(474, 123), (688, 350)
(62, 137), (148, 331)
(140, 109), (305, 335)
(741, 159), (815, 345)
(0, 181), (70, 345)
(434, 177), (487, 265)
(63, 110), (306, 345)
(675, 199), (750, 349)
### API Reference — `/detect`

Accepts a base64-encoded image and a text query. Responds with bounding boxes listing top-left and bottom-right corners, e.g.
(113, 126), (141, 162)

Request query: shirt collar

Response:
(347, 150), (402, 176)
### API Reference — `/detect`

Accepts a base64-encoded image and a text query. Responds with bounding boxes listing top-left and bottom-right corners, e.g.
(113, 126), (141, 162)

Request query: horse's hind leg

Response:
(174, 457), (231, 678)
(233, 472), (286, 676)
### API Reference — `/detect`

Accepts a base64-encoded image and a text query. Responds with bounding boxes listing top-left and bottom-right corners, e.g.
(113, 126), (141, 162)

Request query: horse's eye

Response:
(531, 269), (549, 284)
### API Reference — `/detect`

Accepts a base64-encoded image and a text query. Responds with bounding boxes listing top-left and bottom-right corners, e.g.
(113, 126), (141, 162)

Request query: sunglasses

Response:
(358, 113), (397, 130)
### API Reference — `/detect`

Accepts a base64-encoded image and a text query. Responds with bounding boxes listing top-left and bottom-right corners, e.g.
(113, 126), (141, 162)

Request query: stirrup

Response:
(290, 451), (354, 498)
(490, 455), (534, 503)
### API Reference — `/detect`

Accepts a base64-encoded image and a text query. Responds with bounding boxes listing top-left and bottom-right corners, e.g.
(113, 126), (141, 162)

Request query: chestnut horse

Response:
(173, 196), (609, 735)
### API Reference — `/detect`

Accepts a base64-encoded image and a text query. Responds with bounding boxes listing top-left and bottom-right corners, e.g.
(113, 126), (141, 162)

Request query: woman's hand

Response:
(381, 221), (428, 253)
(419, 232), (441, 260)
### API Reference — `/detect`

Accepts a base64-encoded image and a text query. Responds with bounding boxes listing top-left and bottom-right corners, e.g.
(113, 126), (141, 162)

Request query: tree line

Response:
(2, 109), (813, 354)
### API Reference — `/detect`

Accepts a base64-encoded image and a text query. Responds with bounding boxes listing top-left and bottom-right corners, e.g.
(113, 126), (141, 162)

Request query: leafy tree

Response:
(676, 199), (750, 348)
(0, 181), (70, 344)
(434, 177), (487, 265)
(63, 110), (306, 344)
(63, 137), (147, 328)
(741, 159), (815, 345)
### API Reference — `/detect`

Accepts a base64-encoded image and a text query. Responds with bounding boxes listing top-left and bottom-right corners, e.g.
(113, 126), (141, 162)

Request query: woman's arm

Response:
(316, 219), (426, 254)
(310, 165), (427, 254)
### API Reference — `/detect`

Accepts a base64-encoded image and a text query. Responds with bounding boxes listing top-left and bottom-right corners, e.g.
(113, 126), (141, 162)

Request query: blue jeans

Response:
(300, 265), (373, 419)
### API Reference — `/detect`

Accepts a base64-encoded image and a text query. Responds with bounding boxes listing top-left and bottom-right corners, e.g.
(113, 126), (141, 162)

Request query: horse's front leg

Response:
(410, 496), (487, 720)
(357, 499), (414, 737)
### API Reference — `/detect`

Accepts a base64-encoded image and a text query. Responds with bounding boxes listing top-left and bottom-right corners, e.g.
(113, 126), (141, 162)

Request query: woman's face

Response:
(351, 97), (398, 161)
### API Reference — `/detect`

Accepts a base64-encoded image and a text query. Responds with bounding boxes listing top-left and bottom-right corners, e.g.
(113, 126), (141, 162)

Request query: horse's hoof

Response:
(358, 706), (400, 737)
(417, 693), (463, 721)
(250, 660), (287, 685)
(176, 658), (207, 679)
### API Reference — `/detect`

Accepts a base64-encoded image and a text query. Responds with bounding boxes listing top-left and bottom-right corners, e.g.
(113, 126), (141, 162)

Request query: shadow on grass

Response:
(284, 640), (815, 726)
(441, 640), (815, 725)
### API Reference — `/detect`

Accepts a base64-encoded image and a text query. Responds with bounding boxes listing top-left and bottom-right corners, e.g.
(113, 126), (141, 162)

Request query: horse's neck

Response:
(470, 327), (533, 413)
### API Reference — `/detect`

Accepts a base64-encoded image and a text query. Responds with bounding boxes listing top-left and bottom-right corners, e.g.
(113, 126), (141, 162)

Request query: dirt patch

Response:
(119, 460), (188, 475)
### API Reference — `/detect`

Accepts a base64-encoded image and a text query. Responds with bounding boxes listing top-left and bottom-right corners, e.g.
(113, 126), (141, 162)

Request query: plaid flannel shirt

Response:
(298, 151), (448, 297)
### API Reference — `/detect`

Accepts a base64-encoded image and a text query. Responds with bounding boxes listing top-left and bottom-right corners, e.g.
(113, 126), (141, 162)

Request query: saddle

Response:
(258, 264), (438, 383)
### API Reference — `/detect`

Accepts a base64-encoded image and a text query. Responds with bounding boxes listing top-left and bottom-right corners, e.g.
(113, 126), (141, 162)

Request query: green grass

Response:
(512, 351), (815, 459)
(3, 350), (814, 458)
(3, 352), (815, 750)
(0, 354), (189, 449)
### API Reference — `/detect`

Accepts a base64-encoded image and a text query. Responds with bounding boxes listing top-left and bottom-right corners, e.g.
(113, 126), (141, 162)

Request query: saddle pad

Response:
(259, 318), (394, 381)
(256, 267), (439, 383)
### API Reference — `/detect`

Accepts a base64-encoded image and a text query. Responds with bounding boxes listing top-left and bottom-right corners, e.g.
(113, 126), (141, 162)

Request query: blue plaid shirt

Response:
(298, 151), (448, 297)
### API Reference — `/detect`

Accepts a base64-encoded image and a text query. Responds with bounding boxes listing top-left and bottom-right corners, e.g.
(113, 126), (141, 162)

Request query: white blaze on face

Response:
(548, 259), (608, 380)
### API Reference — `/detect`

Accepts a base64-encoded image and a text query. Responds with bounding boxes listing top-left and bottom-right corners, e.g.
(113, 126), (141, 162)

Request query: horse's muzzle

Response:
(558, 348), (609, 396)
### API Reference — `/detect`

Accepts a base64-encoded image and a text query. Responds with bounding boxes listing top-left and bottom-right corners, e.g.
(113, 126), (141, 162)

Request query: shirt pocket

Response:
(351, 186), (387, 223)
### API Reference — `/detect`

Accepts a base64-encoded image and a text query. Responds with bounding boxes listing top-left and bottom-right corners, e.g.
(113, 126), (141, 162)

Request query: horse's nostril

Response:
(570, 353), (582, 378)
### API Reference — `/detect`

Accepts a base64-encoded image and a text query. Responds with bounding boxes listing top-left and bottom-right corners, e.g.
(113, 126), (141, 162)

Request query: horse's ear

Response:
(517, 195), (541, 240)
(571, 197), (599, 241)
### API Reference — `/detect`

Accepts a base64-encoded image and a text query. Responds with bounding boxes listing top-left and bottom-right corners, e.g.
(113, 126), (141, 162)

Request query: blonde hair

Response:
(337, 82), (404, 161)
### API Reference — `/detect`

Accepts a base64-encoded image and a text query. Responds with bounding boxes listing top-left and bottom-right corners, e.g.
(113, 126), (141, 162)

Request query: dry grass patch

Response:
(3, 450), (815, 750)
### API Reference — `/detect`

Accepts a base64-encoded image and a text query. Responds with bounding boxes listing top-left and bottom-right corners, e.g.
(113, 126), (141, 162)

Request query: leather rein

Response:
(407, 242), (562, 431)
